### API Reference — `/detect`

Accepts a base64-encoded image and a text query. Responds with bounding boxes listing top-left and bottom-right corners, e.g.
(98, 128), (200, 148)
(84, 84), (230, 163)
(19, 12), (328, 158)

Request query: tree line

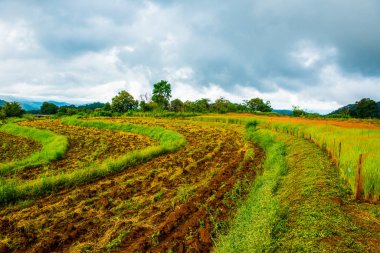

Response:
(1, 80), (379, 120)
(102, 80), (273, 115)
(21, 80), (273, 116)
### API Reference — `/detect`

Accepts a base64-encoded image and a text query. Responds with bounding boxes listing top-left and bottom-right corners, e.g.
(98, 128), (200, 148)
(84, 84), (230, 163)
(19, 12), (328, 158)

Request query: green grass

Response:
(0, 123), (68, 176)
(215, 125), (288, 252)
(105, 230), (129, 250)
(0, 117), (187, 205)
(216, 122), (377, 252)
(61, 117), (186, 151)
(195, 114), (380, 200)
(260, 120), (380, 199)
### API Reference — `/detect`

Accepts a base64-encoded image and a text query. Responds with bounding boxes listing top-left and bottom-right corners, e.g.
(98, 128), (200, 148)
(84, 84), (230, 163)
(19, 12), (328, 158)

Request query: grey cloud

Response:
(0, 0), (379, 109)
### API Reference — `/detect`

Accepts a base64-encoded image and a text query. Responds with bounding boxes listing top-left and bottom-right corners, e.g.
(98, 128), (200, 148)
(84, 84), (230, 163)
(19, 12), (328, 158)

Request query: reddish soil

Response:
(0, 118), (264, 253)
(0, 131), (42, 163)
(225, 113), (380, 130)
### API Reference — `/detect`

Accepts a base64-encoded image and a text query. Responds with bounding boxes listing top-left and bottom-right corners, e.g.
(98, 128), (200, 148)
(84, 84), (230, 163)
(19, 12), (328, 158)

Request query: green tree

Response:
(234, 103), (248, 112)
(350, 98), (378, 118)
(3, 101), (24, 117)
(292, 105), (307, 117)
(213, 97), (232, 113)
(183, 100), (196, 112)
(245, 98), (272, 112)
(139, 100), (149, 112)
(103, 102), (111, 111)
(0, 108), (6, 120)
(41, 102), (59, 115)
(170, 98), (184, 112)
(111, 90), (138, 113)
(152, 80), (172, 109)
(58, 105), (78, 116)
(194, 98), (210, 112)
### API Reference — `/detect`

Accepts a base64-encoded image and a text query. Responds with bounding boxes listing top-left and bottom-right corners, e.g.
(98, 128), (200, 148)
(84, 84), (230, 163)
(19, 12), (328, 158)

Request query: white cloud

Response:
(0, 20), (39, 57)
(291, 40), (337, 69)
(316, 64), (380, 103)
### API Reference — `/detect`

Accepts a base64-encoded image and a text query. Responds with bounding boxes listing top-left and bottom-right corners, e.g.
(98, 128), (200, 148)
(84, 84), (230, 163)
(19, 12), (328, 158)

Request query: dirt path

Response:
(273, 131), (380, 252)
(0, 118), (264, 253)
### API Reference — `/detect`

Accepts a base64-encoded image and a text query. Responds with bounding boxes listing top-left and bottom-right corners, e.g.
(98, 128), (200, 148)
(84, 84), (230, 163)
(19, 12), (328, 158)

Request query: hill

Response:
(330, 104), (354, 115)
(330, 99), (380, 118)
(273, 109), (292, 115)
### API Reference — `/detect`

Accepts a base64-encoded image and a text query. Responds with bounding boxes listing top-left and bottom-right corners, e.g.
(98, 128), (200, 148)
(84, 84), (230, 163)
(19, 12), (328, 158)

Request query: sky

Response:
(0, 0), (379, 113)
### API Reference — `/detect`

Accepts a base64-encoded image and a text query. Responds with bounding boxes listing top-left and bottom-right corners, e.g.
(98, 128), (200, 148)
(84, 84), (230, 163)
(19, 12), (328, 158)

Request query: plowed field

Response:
(11, 119), (156, 180)
(0, 118), (264, 253)
(0, 132), (42, 163)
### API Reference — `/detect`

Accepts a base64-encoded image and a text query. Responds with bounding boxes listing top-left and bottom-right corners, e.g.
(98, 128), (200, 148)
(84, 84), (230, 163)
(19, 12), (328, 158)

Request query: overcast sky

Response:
(0, 0), (379, 113)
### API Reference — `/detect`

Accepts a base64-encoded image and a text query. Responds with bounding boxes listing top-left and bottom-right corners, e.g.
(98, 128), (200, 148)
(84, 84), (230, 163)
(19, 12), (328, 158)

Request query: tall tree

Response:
(152, 80), (172, 109)
(111, 90), (138, 113)
(245, 98), (272, 112)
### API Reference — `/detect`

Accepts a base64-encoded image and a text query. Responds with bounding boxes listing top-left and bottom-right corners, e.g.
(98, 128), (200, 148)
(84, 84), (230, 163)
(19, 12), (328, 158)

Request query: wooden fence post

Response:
(355, 154), (364, 200)
(338, 142), (341, 167)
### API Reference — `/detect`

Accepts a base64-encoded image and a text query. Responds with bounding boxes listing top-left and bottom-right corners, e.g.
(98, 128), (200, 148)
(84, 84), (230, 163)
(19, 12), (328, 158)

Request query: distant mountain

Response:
(78, 102), (105, 110)
(0, 95), (71, 111)
(0, 99), (6, 107)
(273, 109), (292, 115)
(19, 101), (71, 111)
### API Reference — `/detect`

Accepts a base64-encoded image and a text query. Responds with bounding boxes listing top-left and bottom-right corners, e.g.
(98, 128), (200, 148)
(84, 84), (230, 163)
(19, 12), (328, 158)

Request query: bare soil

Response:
(0, 118), (264, 253)
(0, 131), (42, 163)
(11, 119), (156, 180)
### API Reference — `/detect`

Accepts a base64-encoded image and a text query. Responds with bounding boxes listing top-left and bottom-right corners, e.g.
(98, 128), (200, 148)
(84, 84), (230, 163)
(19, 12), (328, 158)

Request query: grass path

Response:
(273, 131), (380, 252)
(216, 126), (380, 252)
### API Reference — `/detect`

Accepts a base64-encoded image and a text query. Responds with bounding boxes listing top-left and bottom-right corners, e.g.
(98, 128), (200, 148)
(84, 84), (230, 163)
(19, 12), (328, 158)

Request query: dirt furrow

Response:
(0, 118), (264, 253)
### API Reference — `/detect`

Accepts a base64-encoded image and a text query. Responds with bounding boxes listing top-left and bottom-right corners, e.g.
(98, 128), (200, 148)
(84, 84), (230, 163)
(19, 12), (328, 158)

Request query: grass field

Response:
(0, 115), (379, 252)
(197, 114), (380, 201)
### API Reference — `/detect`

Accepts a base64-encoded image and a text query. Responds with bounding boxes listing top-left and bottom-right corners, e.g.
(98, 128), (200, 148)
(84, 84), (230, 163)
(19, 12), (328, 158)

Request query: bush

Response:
(2, 102), (24, 117)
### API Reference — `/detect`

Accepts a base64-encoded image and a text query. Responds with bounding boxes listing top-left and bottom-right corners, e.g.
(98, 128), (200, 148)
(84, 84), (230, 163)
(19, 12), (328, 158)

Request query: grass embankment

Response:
(216, 124), (288, 252)
(270, 131), (379, 252)
(216, 123), (380, 252)
(0, 118), (187, 205)
(196, 115), (380, 201)
(0, 123), (68, 176)
(260, 120), (380, 200)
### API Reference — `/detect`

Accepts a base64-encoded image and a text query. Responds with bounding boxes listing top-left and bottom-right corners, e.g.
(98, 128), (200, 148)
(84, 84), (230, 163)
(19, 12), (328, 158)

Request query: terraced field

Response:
(14, 119), (156, 180)
(0, 115), (379, 253)
(0, 117), (264, 252)
(0, 132), (42, 163)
